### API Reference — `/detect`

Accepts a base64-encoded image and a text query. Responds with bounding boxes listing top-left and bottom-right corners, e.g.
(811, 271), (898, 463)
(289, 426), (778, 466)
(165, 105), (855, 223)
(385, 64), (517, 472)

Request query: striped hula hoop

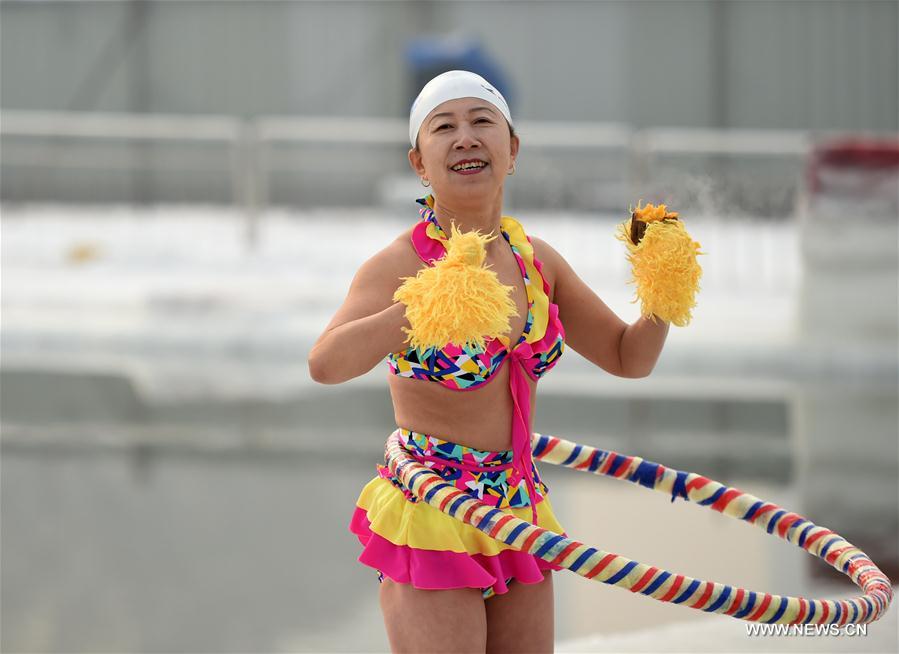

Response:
(384, 429), (893, 625)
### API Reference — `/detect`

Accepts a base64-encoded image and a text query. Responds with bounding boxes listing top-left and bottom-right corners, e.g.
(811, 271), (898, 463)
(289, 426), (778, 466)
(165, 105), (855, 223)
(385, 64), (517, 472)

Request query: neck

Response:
(431, 192), (507, 254)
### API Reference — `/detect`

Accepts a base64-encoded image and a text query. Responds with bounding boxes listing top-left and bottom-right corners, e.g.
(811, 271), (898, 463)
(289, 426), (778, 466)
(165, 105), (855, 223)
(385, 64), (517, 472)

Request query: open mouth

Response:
(450, 159), (489, 175)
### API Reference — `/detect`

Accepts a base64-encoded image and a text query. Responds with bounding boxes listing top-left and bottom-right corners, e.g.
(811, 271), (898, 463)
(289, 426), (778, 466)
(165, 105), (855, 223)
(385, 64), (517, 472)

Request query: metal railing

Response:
(1, 110), (814, 247)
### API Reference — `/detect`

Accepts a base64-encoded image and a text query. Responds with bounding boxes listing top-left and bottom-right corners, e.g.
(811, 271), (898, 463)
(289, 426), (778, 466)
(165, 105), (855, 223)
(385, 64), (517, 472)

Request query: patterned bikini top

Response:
(386, 195), (565, 390)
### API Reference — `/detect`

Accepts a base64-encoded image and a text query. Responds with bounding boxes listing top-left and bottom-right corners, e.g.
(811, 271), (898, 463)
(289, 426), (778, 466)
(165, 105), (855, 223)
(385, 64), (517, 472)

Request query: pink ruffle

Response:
(411, 220), (446, 264)
(349, 507), (564, 597)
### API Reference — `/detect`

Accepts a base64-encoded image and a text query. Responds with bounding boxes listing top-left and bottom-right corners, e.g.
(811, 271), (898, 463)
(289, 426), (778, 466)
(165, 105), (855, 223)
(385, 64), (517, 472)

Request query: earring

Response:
(507, 161), (516, 176)
(420, 178), (431, 187)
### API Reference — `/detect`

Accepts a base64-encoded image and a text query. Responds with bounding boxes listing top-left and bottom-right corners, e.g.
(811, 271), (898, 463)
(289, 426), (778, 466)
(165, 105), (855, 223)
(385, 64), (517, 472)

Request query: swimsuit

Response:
(349, 195), (567, 599)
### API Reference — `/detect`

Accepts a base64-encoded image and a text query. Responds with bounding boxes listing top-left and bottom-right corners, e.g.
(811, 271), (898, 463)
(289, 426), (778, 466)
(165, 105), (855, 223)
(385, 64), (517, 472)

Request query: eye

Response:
(475, 118), (491, 124)
(436, 123), (452, 130)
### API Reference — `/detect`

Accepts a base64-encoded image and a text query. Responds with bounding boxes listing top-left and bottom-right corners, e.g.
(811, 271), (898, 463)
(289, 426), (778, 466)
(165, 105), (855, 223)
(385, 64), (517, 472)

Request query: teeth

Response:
(452, 161), (487, 171)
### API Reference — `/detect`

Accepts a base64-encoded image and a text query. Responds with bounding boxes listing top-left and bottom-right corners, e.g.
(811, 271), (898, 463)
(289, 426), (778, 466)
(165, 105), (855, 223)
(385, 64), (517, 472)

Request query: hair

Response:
(413, 122), (517, 153)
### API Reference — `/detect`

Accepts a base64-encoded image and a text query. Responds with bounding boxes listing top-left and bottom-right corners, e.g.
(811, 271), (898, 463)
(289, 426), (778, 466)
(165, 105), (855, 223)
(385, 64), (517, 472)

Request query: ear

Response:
(510, 133), (520, 164)
(408, 148), (426, 177)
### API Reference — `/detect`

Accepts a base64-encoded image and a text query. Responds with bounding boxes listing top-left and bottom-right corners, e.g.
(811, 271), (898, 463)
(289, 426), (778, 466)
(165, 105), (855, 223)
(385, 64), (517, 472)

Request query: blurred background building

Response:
(2, 0), (896, 211)
(2, 1), (897, 652)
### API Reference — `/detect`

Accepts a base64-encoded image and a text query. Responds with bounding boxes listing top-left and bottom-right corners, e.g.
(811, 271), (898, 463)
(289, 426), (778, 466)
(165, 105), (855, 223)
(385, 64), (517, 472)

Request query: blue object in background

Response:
(405, 35), (514, 113)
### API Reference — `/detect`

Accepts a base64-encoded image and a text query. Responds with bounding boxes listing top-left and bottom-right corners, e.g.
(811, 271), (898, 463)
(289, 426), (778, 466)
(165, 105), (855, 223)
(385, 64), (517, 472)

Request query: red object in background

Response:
(806, 137), (899, 196)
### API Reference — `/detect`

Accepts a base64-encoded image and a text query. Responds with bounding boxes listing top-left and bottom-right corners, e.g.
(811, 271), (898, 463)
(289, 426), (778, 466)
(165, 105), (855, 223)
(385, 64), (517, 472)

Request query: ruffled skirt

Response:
(348, 428), (566, 599)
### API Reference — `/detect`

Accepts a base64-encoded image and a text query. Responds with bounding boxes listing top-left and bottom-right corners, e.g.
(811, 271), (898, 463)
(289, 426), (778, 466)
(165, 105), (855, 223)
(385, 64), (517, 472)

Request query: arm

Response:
(532, 237), (669, 379)
(307, 242), (415, 385)
(619, 313), (670, 378)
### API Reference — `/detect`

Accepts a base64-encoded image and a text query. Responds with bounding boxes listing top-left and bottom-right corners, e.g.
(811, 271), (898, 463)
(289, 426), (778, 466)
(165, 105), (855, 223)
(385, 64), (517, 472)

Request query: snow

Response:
(1, 203), (803, 401)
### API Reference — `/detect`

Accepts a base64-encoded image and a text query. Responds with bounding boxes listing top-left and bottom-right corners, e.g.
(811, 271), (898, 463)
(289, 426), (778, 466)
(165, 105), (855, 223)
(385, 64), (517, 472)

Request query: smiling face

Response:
(408, 96), (519, 206)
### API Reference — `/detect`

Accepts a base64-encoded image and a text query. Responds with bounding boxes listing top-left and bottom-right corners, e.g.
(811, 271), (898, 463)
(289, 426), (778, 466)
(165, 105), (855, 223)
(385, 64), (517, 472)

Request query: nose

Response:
(453, 123), (481, 149)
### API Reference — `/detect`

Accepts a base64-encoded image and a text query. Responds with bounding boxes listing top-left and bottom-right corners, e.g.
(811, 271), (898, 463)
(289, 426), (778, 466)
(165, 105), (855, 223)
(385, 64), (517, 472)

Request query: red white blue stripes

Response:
(384, 429), (893, 625)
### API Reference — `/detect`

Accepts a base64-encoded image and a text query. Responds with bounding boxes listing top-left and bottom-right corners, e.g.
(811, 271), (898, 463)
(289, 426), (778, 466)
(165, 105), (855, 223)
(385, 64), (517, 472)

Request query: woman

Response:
(308, 70), (669, 653)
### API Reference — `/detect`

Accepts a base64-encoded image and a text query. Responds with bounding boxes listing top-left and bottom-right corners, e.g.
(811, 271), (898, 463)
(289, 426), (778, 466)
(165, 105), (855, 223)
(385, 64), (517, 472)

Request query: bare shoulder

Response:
(316, 227), (422, 336)
(353, 226), (423, 295)
(528, 234), (566, 296)
(379, 225), (423, 279)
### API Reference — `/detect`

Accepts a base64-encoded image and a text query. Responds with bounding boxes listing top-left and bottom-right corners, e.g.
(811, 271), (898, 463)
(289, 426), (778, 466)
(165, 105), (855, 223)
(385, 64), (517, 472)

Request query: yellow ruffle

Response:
(499, 215), (550, 343)
(355, 475), (565, 555)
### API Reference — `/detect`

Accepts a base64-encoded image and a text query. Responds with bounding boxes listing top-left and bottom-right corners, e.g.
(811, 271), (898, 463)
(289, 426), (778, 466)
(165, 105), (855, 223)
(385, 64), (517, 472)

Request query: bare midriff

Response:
(388, 360), (538, 452)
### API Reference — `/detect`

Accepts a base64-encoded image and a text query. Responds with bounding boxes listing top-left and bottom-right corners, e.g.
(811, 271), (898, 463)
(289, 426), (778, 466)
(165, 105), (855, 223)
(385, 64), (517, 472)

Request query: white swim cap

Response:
(409, 70), (513, 148)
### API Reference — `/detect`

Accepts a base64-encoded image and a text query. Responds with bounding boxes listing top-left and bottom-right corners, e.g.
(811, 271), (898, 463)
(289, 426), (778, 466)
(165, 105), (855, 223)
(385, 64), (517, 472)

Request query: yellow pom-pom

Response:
(393, 222), (519, 350)
(615, 203), (704, 327)
(630, 200), (679, 224)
